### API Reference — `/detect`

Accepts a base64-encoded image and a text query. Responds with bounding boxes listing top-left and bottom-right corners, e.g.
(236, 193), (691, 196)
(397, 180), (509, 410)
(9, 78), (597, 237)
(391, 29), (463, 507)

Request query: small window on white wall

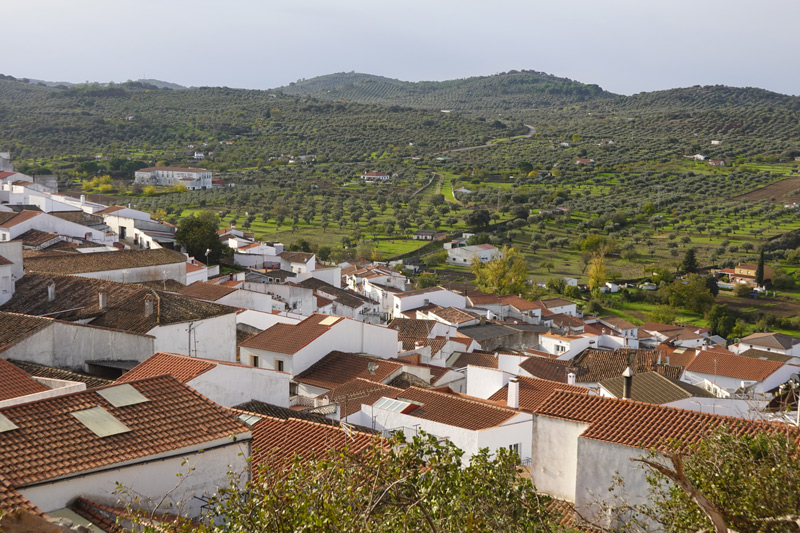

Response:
(250, 355), (260, 368)
(508, 443), (520, 456)
(275, 359), (285, 372)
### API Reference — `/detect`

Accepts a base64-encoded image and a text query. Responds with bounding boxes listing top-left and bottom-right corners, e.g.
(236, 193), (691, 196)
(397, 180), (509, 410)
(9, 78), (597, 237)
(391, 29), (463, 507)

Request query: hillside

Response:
(277, 70), (614, 110)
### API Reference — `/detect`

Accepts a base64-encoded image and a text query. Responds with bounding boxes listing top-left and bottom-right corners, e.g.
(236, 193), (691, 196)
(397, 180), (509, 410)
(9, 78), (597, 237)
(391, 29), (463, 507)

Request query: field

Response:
(734, 177), (800, 202)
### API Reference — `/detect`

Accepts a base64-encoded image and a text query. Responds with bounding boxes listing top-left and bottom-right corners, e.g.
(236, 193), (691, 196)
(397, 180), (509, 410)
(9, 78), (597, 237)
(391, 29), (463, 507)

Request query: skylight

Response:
(71, 406), (131, 437)
(374, 397), (414, 413)
(0, 413), (18, 433)
(319, 316), (339, 326)
(97, 384), (149, 408)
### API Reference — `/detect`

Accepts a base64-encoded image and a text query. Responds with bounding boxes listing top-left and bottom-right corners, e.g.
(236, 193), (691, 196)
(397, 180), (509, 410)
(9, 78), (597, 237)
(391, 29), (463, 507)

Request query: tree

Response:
(472, 246), (528, 296)
(158, 432), (555, 532)
(465, 209), (492, 230)
(681, 248), (698, 274)
(415, 272), (439, 289)
(756, 248), (765, 287)
(175, 212), (229, 265)
(648, 304), (677, 325)
(708, 304), (735, 338)
(660, 274), (715, 314)
(637, 428), (800, 533)
(587, 253), (607, 291)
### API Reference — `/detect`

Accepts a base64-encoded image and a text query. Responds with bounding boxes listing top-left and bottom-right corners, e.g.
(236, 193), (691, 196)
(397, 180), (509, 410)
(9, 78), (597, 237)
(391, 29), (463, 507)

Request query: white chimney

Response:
(46, 282), (56, 302)
(144, 295), (154, 317)
(80, 194), (85, 205)
(622, 366), (634, 400)
(98, 291), (107, 309)
(507, 377), (520, 409)
(567, 372), (576, 385)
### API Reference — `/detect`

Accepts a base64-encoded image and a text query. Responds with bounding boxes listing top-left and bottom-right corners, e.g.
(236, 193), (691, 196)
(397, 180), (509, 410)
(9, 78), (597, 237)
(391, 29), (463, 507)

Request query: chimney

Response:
(47, 282), (56, 302)
(480, 315), (486, 326)
(666, 355), (670, 365)
(507, 377), (520, 409)
(98, 291), (107, 309)
(622, 367), (634, 400)
(567, 372), (576, 385)
(80, 194), (85, 205)
(144, 295), (154, 317)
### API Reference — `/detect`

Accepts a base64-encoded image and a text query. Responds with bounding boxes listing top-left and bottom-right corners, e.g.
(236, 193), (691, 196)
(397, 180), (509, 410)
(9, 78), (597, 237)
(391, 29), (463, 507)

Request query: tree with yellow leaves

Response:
(471, 245), (528, 296)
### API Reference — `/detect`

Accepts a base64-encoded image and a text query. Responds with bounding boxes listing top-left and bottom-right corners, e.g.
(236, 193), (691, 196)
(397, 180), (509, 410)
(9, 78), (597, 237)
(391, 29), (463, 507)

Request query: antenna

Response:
(367, 362), (378, 375)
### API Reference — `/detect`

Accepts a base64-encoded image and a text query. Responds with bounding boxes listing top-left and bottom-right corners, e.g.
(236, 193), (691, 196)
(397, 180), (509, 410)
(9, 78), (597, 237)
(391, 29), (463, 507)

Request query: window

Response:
(251, 355), (260, 368)
(556, 345), (566, 353)
(275, 359), (285, 372)
(508, 443), (520, 456)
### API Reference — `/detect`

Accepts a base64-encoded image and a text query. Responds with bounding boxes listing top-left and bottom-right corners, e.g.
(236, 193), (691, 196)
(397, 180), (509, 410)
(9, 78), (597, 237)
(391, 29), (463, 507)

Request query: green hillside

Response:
(277, 70), (614, 110)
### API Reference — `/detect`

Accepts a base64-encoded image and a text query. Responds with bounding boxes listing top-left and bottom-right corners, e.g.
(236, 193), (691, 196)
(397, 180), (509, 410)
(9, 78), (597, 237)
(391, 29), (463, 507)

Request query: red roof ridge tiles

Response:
(240, 313), (344, 354)
(178, 281), (238, 301)
(294, 351), (402, 391)
(0, 210), (41, 228)
(535, 390), (799, 450)
(685, 350), (785, 381)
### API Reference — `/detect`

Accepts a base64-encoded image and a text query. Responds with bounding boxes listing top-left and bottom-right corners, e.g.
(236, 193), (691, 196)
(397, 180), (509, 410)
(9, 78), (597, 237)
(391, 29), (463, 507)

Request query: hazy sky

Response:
(6, 0), (799, 95)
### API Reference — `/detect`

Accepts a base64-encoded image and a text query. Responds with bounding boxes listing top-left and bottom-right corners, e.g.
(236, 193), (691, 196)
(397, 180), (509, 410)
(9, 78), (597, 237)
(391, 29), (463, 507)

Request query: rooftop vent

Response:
(98, 291), (108, 310)
(71, 406), (130, 438)
(47, 282), (56, 302)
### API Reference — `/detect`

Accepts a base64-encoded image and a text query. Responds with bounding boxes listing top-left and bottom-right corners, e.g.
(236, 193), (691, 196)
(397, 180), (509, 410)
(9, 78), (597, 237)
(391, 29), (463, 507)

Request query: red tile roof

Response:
(0, 358), (49, 401)
(137, 166), (208, 173)
(0, 312), (53, 351)
(519, 356), (574, 383)
(322, 378), (404, 417)
(294, 351), (402, 391)
(0, 475), (45, 517)
(488, 376), (588, 412)
(0, 375), (248, 488)
(24, 248), (186, 275)
(685, 350), (785, 381)
(0, 210), (41, 228)
(379, 387), (519, 430)
(0, 255), (11, 266)
(450, 351), (498, 369)
(535, 390), (799, 450)
(116, 352), (218, 384)
(178, 281), (237, 301)
(251, 415), (379, 472)
(94, 205), (127, 216)
(240, 313), (343, 354)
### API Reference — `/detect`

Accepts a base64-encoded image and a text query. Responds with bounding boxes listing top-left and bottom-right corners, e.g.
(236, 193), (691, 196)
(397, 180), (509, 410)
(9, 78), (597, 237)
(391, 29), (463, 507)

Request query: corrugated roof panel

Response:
(71, 407), (130, 437)
(97, 384), (149, 407)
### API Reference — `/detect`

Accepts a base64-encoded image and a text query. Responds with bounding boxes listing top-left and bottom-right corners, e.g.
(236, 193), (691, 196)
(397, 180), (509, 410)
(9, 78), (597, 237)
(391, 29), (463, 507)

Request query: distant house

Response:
(718, 262), (774, 287)
(454, 187), (473, 195)
(692, 154), (706, 161)
(134, 167), (212, 190)
(360, 171), (391, 182)
(412, 229), (445, 241)
(446, 244), (500, 266)
(708, 159), (725, 167)
(575, 158), (594, 165)
(711, 140), (721, 145)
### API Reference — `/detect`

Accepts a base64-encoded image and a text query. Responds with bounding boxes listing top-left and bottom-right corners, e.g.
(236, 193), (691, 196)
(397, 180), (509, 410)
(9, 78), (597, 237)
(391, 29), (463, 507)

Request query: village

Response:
(0, 161), (799, 530)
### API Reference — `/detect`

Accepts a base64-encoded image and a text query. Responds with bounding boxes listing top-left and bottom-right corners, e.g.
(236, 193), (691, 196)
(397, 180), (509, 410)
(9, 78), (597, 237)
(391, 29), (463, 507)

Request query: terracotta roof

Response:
(94, 205), (127, 216)
(549, 313), (585, 329)
(0, 255), (10, 266)
(600, 371), (714, 404)
(488, 376), (588, 412)
(740, 332), (800, 350)
(116, 352), (218, 384)
(2, 273), (237, 334)
(737, 348), (793, 364)
(24, 248), (186, 275)
(499, 294), (542, 312)
(571, 348), (682, 383)
(535, 390), (799, 450)
(13, 229), (60, 247)
(467, 293), (502, 306)
(8, 360), (112, 389)
(0, 312), (52, 351)
(0, 210), (40, 228)
(540, 298), (576, 309)
(388, 318), (437, 338)
(685, 350), (785, 381)
(278, 251), (314, 263)
(0, 475), (45, 517)
(234, 400), (349, 428)
(251, 415), (379, 472)
(178, 281), (237, 301)
(519, 356), (574, 382)
(240, 313), (343, 354)
(0, 358), (49, 401)
(430, 306), (480, 324)
(378, 386), (519, 430)
(294, 351), (402, 391)
(323, 378), (405, 417)
(395, 286), (447, 299)
(450, 351), (498, 369)
(599, 316), (637, 331)
(386, 372), (434, 390)
(0, 375), (248, 488)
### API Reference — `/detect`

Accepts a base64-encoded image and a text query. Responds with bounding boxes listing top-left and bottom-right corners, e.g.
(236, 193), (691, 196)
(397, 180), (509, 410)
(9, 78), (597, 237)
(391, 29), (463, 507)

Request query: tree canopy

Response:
(174, 211), (229, 265)
(471, 246), (529, 296)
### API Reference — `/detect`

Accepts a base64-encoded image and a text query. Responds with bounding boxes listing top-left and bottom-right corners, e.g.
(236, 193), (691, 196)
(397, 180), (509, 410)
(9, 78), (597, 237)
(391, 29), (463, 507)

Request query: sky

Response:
(6, 0), (799, 96)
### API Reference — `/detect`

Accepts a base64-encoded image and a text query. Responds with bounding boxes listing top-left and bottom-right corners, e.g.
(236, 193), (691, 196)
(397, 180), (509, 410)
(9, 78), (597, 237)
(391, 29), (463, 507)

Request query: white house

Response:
(118, 352), (290, 408)
(732, 331), (800, 358)
(360, 171), (391, 181)
(239, 313), (400, 375)
(392, 286), (467, 319)
(0, 241), (22, 306)
(179, 281), (276, 313)
(351, 386), (532, 466)
(447, 244), (500, 266)
(279, 251), (316, 273)
(0, 210), (113, 245)
(134, 166), (212, 190)
(3, 273), (239, 362)
(0, 376), (251, 518)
